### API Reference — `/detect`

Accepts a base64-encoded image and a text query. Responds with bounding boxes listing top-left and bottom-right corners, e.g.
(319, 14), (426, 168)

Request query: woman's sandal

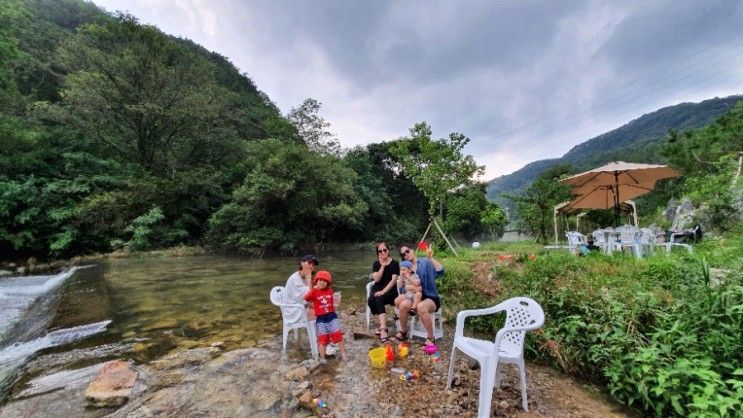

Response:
(393, 330), (408, 342)
(424, 337), (436, 347)
(408, 308), (417, 316)
(379, 328), (389, 343)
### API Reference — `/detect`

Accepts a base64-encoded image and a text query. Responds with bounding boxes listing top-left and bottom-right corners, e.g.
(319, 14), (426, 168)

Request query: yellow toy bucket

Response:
(368, 347), (387, 368)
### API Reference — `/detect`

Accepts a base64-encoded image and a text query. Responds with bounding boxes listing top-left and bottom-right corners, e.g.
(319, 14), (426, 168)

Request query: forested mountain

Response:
(1, 0), (501, 260)
(486, 95), (743, 211)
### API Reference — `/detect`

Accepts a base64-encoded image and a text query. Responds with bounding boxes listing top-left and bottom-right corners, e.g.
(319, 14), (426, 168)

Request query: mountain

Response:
(486, 95), (743, 210)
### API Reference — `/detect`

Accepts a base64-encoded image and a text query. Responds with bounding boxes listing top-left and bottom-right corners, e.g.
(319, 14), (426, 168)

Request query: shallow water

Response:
(1, 251), (373, 400)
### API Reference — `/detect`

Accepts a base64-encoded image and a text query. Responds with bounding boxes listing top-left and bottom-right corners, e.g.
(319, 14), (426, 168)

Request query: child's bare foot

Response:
(319, 357), (327, 364)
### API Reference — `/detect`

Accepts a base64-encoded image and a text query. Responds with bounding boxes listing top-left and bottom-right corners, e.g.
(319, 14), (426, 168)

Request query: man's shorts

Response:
(316, 312), (343, 345)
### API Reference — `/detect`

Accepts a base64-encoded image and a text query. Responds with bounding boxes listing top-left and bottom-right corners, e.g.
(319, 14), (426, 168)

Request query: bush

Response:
(439, 236), (743, 417)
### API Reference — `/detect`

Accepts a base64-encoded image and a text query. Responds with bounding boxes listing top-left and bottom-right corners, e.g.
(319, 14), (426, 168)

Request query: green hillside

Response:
(487, 95), (743, 212)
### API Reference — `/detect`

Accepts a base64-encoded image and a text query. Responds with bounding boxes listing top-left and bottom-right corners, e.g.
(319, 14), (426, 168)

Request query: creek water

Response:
(0, 251), (373, 402)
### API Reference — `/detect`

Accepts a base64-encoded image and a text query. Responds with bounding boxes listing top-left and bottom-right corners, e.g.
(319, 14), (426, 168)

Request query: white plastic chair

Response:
(617, 225), (642, 259)
(446, 297), (544, 417)
(365, 281), (374, 330)
(269, 286), (318, 359)
(409, 310), (444, 340)
(565, 231), (587, 255)
(591, 229), (615, 254)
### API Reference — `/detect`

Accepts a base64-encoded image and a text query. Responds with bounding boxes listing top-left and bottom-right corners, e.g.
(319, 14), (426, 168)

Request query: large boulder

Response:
(85, 360), (138, 407)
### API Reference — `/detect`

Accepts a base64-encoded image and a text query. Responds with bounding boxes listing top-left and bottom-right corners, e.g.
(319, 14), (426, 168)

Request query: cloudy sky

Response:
(90, 0), (743, 180)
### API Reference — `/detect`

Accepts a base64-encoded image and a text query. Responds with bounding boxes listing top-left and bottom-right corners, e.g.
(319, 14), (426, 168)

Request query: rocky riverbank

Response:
(1, 306), (635, 418)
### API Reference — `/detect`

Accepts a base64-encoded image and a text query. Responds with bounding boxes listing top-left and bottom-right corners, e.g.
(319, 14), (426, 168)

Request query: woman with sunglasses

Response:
(367, 242), (399, 343)
(395, 244), (444, 345)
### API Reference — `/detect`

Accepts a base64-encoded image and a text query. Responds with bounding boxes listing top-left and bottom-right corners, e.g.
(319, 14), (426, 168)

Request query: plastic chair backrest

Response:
(592, 230), (608, 245)
(565, 231), (586, 246)
(617, 225), (640, 243)
(497, 297), (545, 352)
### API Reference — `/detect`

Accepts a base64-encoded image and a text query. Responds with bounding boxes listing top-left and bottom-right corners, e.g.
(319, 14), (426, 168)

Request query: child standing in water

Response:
(394, 260), (422, 316)
(304, 270), (347, 362)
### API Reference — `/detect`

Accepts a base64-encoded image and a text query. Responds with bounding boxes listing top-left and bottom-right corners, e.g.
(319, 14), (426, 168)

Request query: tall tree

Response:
(59, 14), (243, 172)
(507, 164), (573, 243)
(390, 122), (484, 217)
(288, 98), (341, 156)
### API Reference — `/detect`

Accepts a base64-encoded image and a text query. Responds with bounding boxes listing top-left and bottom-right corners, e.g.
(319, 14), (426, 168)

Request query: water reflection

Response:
(69, 252), (372, 362)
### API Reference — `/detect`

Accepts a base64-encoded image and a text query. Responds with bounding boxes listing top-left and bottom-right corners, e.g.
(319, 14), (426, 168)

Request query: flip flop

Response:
(394, 330), (408, 342)
(379, 328), (389, 343)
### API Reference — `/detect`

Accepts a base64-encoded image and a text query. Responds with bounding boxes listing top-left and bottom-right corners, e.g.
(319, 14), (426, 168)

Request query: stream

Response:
(0, 252), (372, 403)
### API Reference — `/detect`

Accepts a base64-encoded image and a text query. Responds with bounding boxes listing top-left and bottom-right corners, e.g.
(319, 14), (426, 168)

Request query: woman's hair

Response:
(375, 241), (388, 252)
(399, 244), (411, 257)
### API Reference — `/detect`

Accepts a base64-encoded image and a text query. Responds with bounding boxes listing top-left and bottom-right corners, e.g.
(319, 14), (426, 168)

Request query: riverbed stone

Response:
(285, 366), (309, 381)
(84, 360), (137, 407)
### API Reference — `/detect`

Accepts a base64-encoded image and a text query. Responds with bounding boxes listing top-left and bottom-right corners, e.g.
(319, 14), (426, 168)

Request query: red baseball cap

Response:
(313, 270), (332, 286)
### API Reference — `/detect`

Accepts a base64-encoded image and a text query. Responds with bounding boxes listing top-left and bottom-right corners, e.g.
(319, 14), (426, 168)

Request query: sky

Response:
(90, 0), (743, 180)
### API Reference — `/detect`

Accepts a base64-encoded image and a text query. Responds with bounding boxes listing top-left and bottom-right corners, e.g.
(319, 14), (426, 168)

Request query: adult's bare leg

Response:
(417, 299), (437, 341)
(397, 298), (413, 333)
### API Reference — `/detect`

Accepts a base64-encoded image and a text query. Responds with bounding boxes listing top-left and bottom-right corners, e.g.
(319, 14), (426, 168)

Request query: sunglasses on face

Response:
(400, 249), (410, 257)
(376, 248), (389, 254)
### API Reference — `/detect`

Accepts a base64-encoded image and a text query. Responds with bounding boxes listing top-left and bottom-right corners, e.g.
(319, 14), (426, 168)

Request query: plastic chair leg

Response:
(494, 362), (501, 388)
(307, 320), (318, 360)
(477, 362), (495, 418)
(518, 360), (528, 411)
(293, 328), (298, 341)
(446, 346), (457, 389)
(282, 327), (289, 352)
(366, 307), (370, 330)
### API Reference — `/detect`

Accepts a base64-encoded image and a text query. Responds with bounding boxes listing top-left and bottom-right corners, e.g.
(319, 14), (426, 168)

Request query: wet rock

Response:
(299, 358), (320, 371)
(84, 360), (137, 407)
(149, 347), (220, 370)
(210, 341), (226, 350)
(0, 269), (12, 277)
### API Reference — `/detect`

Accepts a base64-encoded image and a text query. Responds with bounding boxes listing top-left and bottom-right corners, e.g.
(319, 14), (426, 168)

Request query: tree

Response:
(507, 164), (573, 243)
(288, 98), (341, 156)
(59, 14), (243, 172)
(443, 183), (502, 241)
(206, 139), (367, 254)
(390, 122), (484, 217)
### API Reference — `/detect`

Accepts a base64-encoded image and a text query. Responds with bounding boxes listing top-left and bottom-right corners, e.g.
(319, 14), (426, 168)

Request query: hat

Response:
(313, 270), (332, 286)
(301, 254), (319, 266)
(400, 260), (413, 270)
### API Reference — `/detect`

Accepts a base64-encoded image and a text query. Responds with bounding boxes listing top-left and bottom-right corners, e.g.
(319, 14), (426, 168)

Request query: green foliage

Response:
(443, 183), (506, 241)
(287, 98), (340, 155)
(443, 233), (743, 417)
(390, 122), (484, 216)
(111, 206), (170, 251)
(506, 164), (573, 242)
(205, 139), (367, 254)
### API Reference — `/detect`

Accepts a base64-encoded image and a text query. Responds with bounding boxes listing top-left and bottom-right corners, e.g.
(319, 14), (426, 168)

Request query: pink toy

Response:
(423, 343), (438, 355)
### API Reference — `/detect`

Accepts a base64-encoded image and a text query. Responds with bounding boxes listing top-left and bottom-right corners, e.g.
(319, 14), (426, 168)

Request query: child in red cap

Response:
(304, 270), (347, 362)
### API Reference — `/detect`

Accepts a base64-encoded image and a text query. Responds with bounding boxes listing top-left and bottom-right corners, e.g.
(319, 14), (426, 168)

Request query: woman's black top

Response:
(371, 259), (400, 292)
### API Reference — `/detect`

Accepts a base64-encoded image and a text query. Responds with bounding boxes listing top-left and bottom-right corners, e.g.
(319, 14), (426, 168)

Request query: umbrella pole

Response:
(614, 172), (621, 227)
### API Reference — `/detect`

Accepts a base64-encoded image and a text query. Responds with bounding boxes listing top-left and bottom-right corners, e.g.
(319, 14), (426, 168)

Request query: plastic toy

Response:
(399, 369), (420, 381)
(417, 241), (428, 250)
(430, 351), (442, 363)
(423, 343), (438, 355)
(313, 398), (327, 409)
(398, 344), (409, 357)
(385, 345), (396, 361)
(369, 347), (387, 368)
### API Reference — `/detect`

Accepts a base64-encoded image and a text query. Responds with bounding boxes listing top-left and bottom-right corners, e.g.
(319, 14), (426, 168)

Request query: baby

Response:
(303, 270), (347, 362)
(394, 260), (422, 315)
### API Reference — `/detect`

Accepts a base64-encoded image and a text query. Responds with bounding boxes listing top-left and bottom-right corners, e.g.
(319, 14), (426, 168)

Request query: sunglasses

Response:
(376, 248), (389, 254)
(400, 249), (410, 256)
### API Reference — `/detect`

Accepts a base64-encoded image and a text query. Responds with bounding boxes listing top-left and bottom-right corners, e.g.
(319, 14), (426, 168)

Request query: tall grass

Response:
(437, 231), (743, 417)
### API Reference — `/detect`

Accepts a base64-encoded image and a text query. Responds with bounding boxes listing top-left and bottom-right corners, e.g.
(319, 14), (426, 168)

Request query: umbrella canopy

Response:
(560, 161), (680, 226)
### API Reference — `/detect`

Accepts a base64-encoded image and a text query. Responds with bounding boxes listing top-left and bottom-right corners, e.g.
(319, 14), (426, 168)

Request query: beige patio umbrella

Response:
(560, 161), (680, 226)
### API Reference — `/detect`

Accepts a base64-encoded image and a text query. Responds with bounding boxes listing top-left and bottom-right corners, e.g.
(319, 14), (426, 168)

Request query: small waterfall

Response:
(0, 266), (107, 399)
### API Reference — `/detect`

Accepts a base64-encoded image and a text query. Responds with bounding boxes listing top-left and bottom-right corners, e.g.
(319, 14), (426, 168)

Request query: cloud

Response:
(91, 1), (743, 178)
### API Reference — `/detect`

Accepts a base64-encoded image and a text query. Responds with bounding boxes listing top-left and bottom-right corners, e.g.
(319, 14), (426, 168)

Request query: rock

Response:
(16, 266), (27, 274)
(299, 358), (320, 371)
(285, 366), (309, 381)
(210, 341), (226, 350)
(84, 360), (137, 407)
(0, 269), (12, 277)
(297, 390), (313, 409)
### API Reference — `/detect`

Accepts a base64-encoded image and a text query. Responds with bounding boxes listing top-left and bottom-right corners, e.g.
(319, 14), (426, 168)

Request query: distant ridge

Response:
(486, 95), (743, 210)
